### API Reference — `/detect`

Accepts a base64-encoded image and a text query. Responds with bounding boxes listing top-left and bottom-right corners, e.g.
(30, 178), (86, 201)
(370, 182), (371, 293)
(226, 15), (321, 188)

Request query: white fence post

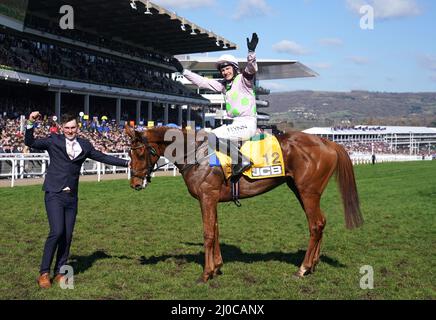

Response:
(97, 162), (101, 182)
(42, 159), (47, 177)
(11, 159), (16, 188)
(19, 159), (24, 179)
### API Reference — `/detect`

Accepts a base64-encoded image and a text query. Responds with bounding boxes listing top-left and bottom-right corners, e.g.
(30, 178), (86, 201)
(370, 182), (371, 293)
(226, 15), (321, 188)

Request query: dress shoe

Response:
(37, 273), (51, 289)
(53, 274), (67, 284)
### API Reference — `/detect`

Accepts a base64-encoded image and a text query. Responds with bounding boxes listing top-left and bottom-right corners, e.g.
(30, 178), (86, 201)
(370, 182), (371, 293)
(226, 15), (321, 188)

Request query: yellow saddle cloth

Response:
(215, 133), (285, 180)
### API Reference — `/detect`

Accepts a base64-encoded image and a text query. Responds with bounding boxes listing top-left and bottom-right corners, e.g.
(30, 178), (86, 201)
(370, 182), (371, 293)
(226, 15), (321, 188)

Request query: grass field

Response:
(0, 161), (435, 300)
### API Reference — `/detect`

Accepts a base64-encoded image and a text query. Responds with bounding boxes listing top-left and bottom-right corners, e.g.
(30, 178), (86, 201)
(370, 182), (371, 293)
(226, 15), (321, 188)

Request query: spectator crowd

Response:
(341, 141), (432, 156)
(25, 14), (174, 67)
(342, 141), (392, 154)
(0, 116), (131, 154)
(0, 31), (199, 99)
(2, 114), (433, 157)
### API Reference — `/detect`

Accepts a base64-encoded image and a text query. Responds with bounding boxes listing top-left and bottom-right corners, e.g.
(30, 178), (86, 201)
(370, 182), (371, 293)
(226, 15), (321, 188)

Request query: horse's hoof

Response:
(293, 268), (310, 279)
(214, 269), (223, 276)
(196, 274), (212, 284)
(292, 272), (304, 279)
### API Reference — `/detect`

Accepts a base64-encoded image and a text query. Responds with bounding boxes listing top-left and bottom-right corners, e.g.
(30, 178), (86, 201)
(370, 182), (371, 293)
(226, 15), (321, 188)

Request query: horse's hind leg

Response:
(295, 192), (326, 277)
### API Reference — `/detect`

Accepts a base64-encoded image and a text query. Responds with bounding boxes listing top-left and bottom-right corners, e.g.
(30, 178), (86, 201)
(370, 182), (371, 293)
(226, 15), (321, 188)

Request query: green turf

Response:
(0, 161), (435, 300)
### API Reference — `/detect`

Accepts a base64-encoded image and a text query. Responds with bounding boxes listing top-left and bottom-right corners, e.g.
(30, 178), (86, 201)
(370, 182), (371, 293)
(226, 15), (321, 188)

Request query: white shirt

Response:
(66, 138), (82, 160)
(63, 139), (82, 191)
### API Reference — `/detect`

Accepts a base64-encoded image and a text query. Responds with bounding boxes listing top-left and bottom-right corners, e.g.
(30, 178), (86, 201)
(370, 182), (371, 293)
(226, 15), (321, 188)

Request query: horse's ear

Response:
(125, 124), (135, 139)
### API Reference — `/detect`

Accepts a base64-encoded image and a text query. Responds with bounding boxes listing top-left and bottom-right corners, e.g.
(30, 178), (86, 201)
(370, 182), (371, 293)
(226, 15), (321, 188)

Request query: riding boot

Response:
(209, 133), (252, 178)
(227, 140), (252, 177)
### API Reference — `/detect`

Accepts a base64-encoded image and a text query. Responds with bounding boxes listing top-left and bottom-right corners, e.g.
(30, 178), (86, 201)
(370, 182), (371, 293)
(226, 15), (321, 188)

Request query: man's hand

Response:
(247, 33), (259, 52)
(171, 58), (184, 73)
(29, 111), (41, 122)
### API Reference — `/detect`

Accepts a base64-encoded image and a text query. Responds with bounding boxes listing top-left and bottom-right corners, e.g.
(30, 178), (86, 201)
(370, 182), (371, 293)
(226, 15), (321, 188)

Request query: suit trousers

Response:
(40, 191), (78, 275)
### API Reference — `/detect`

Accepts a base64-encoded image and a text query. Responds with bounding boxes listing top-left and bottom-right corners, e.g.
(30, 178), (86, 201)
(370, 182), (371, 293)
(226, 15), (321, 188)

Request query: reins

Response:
(130, 136), (211, 181)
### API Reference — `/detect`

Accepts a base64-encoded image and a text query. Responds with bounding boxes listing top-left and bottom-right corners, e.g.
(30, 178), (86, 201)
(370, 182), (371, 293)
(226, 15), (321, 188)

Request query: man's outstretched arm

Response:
(87, 143), (129, 167)
(171, 57), (225, 93)
(24, 111), (50, 151)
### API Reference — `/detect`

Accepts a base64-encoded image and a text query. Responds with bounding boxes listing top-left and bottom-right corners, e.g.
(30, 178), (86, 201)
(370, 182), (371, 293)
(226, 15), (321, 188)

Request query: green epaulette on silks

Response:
(249, 133), (267, 142)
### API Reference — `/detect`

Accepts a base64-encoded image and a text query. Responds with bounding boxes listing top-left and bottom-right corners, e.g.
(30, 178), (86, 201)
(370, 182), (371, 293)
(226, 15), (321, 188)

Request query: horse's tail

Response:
(333, 143), (364, 229)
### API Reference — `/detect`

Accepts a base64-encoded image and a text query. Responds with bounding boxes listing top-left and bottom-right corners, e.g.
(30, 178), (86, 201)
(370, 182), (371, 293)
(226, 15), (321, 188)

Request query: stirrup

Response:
(231, 162), (251, 177)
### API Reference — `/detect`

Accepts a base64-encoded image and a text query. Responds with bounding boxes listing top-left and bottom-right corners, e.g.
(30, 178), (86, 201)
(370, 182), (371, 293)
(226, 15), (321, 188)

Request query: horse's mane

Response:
(143, 126), (190, 144)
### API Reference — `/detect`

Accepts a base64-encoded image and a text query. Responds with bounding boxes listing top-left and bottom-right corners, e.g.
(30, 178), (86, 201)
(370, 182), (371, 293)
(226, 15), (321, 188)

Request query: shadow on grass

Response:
(69, 250), (132, 275)
(139, 243), (346, 268)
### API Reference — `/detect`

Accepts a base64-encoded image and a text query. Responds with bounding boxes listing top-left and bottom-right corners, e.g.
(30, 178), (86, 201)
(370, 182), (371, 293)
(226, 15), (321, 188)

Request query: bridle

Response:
(129, 136), (158, 184)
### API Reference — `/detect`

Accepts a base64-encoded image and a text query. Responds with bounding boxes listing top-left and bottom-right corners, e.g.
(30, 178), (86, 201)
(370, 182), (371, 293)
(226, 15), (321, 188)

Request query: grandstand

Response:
(0, 0), (251, 185)
(303, 125), (436, 156)
(0, 0), (238, 127)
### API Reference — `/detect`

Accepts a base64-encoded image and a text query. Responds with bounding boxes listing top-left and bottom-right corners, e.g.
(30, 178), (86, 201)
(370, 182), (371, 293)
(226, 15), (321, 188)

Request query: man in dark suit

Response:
(25, 111), (129, 288)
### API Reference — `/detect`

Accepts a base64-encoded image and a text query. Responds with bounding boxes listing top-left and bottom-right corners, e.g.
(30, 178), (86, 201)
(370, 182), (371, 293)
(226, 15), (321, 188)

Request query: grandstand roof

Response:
(0, 68), (210, 105)
(303, 126), (436, 135)
(178, 56), (318, 80)
(26, 0), (237, 55)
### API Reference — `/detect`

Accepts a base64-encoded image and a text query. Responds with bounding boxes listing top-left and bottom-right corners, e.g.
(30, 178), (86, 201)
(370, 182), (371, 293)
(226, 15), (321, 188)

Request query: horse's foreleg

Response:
(198, 197), (219, 283)
(213, 221), (223, 276)
(296, 192), (326, 278)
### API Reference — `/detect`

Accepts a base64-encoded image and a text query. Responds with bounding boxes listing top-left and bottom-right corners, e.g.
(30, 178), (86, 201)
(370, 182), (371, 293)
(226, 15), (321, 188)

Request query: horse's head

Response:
(125, 125), (159, 191)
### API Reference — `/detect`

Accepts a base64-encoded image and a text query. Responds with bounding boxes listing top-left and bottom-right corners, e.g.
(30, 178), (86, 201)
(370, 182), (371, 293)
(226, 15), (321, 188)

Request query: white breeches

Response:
(212, 117), (257, 142)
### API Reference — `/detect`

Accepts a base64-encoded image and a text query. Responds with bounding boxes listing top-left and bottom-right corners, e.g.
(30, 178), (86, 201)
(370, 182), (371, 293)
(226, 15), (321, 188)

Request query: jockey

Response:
(172, 33), (259, 178)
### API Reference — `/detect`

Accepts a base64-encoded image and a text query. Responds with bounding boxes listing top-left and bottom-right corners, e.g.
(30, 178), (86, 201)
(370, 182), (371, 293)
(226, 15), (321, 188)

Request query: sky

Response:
(152, 0), (436, 93)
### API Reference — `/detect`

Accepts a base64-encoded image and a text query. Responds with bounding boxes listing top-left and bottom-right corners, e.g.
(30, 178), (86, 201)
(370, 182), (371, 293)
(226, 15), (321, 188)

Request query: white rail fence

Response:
(349, 153), (432, 165)
(0, 153), (177, 188)
(0, 152), (433, 188)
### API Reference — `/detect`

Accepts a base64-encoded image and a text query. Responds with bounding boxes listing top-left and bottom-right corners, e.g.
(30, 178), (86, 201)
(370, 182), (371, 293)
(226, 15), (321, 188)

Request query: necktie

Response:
(67, 141), (76, 160)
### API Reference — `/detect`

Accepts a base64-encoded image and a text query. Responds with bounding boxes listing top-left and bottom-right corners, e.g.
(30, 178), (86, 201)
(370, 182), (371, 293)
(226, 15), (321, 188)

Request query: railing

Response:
(2, 152), (432, 188)
(349, 153), (432, 166)
(0, 153), (178, 188)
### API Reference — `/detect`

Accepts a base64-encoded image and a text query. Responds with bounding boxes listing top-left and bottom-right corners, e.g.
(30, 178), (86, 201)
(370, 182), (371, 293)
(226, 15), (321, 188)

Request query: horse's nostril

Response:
(135, 185), (143, 191)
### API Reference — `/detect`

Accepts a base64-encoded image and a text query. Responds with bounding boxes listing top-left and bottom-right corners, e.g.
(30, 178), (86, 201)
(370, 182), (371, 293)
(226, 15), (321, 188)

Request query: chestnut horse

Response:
(125, 126), (363, 283)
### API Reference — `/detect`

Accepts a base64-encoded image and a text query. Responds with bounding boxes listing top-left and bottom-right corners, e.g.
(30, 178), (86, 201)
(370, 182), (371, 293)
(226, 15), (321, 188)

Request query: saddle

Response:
(209, 132), (285, 180)
(208, 132), (285, 206)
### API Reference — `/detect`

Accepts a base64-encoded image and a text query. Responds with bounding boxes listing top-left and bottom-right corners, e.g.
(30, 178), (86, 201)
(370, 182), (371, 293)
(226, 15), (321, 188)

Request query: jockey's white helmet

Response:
(216, 54), (239, 71)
